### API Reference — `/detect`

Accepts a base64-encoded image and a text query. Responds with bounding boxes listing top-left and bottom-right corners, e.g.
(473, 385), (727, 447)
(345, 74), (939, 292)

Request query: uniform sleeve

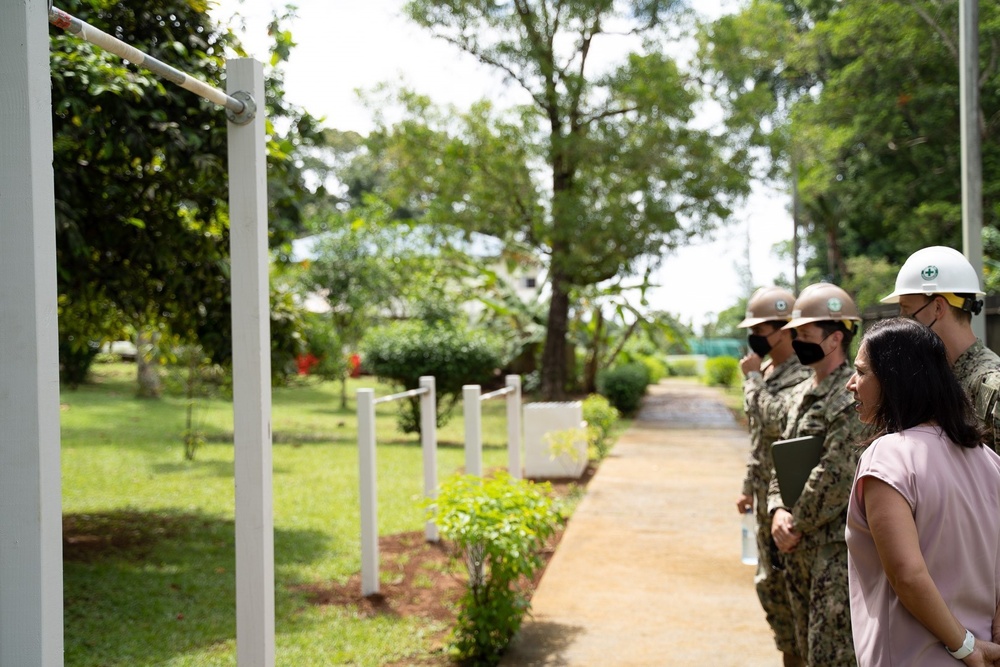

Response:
(745, 374), (793, 437)
(790, 394), (866, 533)
(741, 375), (770, 497)
(971, 373), (1000, 452)
(767, 464), (785, 515)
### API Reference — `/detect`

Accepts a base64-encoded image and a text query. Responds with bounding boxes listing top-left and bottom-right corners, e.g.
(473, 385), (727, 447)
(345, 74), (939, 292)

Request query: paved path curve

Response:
(501, 379), (781, 666)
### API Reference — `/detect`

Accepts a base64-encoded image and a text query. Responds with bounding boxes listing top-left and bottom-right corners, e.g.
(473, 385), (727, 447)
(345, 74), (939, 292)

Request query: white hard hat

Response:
(881, 245), (985, 303)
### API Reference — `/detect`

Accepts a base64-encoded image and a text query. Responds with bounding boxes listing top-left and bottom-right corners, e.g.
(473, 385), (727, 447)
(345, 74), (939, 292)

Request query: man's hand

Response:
(740, 353), (763, 377)
(736, 494), (753, 514)
(771, 508), (802, 554)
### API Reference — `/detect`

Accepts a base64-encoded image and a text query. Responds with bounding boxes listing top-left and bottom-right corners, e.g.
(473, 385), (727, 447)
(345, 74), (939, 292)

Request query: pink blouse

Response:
(846, 426), (1000, 666)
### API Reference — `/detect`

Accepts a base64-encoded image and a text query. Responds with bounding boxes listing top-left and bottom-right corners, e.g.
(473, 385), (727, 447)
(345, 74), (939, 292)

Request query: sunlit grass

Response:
(62, 362), (512, 666)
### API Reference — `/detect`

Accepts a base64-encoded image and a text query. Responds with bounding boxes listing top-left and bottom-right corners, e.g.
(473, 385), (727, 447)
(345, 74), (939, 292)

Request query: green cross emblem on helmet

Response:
(921, 265), (939, 280)
(827, 297), (842, 313)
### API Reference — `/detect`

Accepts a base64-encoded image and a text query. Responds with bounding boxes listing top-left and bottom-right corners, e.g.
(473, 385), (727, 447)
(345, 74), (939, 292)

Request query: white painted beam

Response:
(357, 389), (379, 596)
(227, 58), (274, 667)
(419, 376), (438, 541)
(463, 385), (483, 477)
(0, 0), (65, 663)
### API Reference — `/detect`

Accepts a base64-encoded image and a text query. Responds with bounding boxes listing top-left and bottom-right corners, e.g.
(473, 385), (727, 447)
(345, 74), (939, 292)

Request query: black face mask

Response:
(747, 334), (773, 357)
(792, 337), (829, 366)
(910, 298), (939, 330)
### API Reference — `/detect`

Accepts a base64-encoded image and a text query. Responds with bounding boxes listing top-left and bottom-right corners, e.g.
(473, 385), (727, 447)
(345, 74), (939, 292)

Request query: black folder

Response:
(771, 434), (824, 507)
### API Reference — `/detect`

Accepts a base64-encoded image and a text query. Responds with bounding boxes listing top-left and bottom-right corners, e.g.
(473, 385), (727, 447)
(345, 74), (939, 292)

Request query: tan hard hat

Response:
(782, 283), (862, 330)
(737, 286), (796, 328)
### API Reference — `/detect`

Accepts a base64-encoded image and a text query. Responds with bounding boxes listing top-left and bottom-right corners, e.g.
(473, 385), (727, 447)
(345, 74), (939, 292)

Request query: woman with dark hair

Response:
(845, 317), (1000, 666)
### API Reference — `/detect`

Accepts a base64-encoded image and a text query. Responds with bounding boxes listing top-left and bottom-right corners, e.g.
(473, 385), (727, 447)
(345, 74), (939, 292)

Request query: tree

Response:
(378, 1), (752, 399)
(702, 0), (1000, 280)
(49, 0), (327, 384)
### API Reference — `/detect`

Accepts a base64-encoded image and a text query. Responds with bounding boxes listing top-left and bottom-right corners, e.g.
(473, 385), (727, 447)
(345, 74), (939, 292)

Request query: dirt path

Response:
(500, 379), (781, 666)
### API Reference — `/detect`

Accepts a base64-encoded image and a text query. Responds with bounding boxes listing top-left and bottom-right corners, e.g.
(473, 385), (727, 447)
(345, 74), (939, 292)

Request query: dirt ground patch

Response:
(292, 467), (596, 665)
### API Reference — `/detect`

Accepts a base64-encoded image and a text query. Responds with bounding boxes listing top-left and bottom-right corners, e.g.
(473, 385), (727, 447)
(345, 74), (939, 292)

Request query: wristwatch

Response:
(947, 629), (975, 660)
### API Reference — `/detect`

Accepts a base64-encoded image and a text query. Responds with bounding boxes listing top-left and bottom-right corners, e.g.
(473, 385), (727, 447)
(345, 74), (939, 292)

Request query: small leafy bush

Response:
(362, 321), (507, 433)
(667, 358), (700, 377)
(429, 473), (562, 665)
(582, 394), (620, 460)
(596, 362), (650, 415)
(636, 354), (668, 384)
(703, 356), (741, 387)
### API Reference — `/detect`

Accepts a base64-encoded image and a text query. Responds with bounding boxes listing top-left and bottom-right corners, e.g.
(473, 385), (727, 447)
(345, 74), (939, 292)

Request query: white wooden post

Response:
(1, 2), (65, 664)
(357, 389), (380, 595)
(419, 377), (438, 542)
(227, 58), (274, 667)
(463, 385), (483, 477)
(505, 375), (522, 479)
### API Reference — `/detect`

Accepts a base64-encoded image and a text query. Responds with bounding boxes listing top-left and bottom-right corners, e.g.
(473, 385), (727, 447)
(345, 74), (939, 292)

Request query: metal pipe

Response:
(373, 387), (428, 405)
(480, 386), (514, 401)
(48, 5), (255, 124)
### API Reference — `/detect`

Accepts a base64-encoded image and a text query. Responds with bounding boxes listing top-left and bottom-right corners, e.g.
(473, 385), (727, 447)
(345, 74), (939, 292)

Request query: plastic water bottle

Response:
(741, 509), (758, 566)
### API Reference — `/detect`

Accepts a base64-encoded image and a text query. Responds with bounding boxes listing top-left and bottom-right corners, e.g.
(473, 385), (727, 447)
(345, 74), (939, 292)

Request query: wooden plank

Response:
(227, 58), (275, 667)
(0, 1), (65, 664)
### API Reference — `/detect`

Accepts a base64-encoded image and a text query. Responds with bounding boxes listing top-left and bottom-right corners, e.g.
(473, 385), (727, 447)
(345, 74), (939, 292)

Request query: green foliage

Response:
(49, 0), (326, 378)
(596, 363), (650, 415)
(542, 428), (588, 464)
(703, 356), (741, 388)
(361, 321), (507, 433)
(582, 394), (620, 461)
(667, 359), (701, 377)
(428, 473), (562, 665)
(374, 1), (753, 397)
(700, 0), (1000, 284)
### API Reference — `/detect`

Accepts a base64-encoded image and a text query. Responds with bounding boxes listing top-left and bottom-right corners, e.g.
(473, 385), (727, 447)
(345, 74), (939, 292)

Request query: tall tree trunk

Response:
(541, 271), (570, 400)
(135, 329), (162, 398)
(825, 223), (847, 283)
(583, 308), (603, 394)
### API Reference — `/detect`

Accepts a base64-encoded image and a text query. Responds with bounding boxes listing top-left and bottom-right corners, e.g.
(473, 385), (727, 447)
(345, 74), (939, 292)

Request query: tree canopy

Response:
(362, 0), (754, 397)
(49, 0), (327, 383)
(701, 0), (1000, 292)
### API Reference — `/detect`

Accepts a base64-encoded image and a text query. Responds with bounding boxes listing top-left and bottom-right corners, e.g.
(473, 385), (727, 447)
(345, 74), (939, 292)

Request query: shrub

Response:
(582, 394), (620, 460)
(361, 321), (507, 433)
(667, 358), (700, 377)
(703, 356), (741, 387)
(429, 473), (562, 665)
(596, 362), (650, 415)
(636, 354), (667, 384)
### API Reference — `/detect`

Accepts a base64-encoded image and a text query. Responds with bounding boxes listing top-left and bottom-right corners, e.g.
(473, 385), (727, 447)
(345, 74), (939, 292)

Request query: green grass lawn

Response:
(61, 362), (513, 666)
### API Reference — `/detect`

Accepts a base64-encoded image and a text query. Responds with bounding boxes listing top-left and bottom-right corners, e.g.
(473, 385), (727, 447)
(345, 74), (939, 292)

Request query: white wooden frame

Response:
(462, 375), (523, 479)
(357, 377), (437, 596)
(4, 5), (274, 664)
(1, 2), (65, 663)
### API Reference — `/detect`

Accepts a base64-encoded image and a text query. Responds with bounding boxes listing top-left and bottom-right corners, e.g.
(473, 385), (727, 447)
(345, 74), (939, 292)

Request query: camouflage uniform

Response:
(767, 362), (866, 666)
(742, 358), (812, 654)
(952, 339), (1000, 451)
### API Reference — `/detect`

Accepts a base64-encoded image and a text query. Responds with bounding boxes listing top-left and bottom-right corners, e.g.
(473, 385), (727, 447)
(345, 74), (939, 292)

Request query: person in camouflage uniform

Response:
(767, 283), (867, 667)
(736, 286), (813, 667)
(881, 246), (1000, 450)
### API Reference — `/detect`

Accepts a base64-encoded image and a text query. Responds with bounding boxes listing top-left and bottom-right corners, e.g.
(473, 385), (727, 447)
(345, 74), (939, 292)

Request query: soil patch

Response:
(292, 466), (596, 664)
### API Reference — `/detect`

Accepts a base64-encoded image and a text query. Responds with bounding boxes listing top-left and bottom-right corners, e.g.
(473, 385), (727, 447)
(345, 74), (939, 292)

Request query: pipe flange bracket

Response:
(227, 90), (256, 125)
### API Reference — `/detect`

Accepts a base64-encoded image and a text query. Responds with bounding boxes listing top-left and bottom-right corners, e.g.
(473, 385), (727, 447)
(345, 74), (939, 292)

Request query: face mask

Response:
(747, 334), (773, 357)
(792, 337), (829, 366)
(910, 299), (939, 330)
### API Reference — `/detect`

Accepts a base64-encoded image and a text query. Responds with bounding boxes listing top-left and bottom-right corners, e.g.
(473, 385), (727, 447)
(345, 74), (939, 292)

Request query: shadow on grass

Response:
(63, 509), (329, 667)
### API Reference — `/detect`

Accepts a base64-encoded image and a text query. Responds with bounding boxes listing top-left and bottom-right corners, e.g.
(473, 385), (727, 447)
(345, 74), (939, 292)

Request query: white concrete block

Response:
(524, 402), (587, 479)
